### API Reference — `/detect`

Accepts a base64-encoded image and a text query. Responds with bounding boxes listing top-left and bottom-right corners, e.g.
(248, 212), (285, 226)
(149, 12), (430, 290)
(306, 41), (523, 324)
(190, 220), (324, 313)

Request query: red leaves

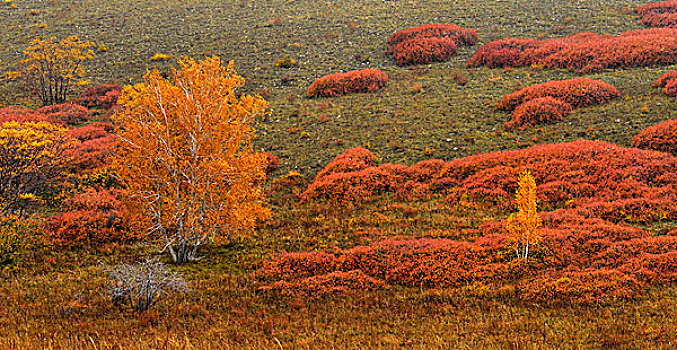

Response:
(0, 107), (50, 124)
(73, 84), (121, 110)
(636, 0), (677, 27)
(65, 122), (116, 172)
(504, 97), (572, 130)
(497, 78), (620, 111)
(387, 24), (478, 66)
(653, 70), (677, 96)
(307, 68), (388, 98)
(633, 119), (677, 154)
(496, 78), (619, 130)
(467, 28), (677, 72)
(46, 188), (135, 247)
(36, 103), (90, 125)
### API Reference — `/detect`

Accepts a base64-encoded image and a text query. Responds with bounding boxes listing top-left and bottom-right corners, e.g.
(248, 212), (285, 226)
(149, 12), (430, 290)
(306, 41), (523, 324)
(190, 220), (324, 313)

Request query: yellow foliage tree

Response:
(505, 170), (542, 262)
(112, 56), (271, 264)
(12, 36), (94, 106)
(0, 121), (72, 216)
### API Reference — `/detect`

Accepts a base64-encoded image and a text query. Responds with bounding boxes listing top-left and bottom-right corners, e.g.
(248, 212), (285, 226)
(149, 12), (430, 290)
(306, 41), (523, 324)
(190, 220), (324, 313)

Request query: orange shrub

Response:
(632, 119), (677, 154)
(636, 0), (677, 27)
(36, 103), (89, 125)
(496, 78), (619, 111)
(387, 24), (478, 66)
(467, 28), (677, 72)
(307, 68), (388, 97)
(504, 96), (572, 130)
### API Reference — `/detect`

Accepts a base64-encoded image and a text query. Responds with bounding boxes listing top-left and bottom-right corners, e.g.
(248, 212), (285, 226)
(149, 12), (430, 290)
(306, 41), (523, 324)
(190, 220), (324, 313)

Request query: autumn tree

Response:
(505, 170), (542, 262)
(0, 121), (73, 217)
(112, 56), (271, 264)
(9, 36), (94, 106)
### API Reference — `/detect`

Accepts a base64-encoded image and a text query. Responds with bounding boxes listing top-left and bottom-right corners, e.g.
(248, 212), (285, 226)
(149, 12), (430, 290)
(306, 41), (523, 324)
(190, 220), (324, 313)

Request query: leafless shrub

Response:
(104, 258), (188, 311)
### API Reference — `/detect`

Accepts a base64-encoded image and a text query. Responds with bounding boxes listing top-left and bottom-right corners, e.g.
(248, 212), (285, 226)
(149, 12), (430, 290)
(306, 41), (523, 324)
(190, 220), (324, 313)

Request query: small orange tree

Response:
(112, 56), (271, 264)
(11, 36), (94, 106)
(505, 170), (542, 262)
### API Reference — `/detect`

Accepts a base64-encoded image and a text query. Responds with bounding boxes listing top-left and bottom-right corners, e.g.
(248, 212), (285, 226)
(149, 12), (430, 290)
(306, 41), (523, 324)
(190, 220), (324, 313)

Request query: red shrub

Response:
(65, 122), (116, 172)
(632, 119), (677, 153)
(496, 78), (620, 111)
(74, 84), (122, 110)
(264, 152), (280, 175)
(307, 68), (388, 98)
(636, 0), (677, 27)
(46, 188), (135, 246)
(314, 147), (379, 180)
(504, 97), (572, 130)
(389, 36), (458, 66)
(467, 28), (677, 72)
(0, 107), (49, 123)
(37, 103), (90, 125)
(653, 70), (677, 95)
(387, 24), (478, 66)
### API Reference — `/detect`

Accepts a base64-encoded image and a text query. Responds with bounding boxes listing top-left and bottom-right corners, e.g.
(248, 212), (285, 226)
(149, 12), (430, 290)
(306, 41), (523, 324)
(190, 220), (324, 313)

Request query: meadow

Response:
(2, 0), (677, 348)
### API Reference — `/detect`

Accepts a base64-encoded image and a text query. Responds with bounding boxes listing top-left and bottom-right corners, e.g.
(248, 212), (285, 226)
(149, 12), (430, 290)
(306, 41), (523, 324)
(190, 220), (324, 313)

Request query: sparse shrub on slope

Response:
(636, 0), (677, 27)
(387, 24), (478, 66)
(633, 119), (677, 154)
(467, 28), (677, 72)
(504, 97), (572, 130)
(496, 78), (619, 111)
(307, 68), (388, 97)
(653, 70), (677, 95)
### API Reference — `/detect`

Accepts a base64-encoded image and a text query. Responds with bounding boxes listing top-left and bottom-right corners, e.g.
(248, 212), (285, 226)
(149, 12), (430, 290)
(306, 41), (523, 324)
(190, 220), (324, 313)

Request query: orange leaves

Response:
(505, 170), (542, 261)
(387, 24), (478, 66)
(307, 68), (388, 98)
(0, 121), (73, 216)
(467, 28), (677, 72)
(12, 35), (95, 105)
(112, 56), (270, 263)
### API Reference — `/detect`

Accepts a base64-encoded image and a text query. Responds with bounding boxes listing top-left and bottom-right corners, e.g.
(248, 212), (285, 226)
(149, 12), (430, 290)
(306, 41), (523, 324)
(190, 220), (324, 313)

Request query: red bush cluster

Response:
(36, 103), (90, 125)
(65, 122), (116, 172)
(0, 107), (50, 123)
(307, 68), (388, 98)
(280, 140), (677, 303)
(504, 96), (572, 130)
(387, 24), (478, 66)
(653, 70), (677, 96)
(636, 0), (677, 28)
(46, 188), (135, 246)
(467, 28), (677, 72)
(73, 84), (122, 110)
(632, 119), (677, 154)
(497, 78), (620, 111)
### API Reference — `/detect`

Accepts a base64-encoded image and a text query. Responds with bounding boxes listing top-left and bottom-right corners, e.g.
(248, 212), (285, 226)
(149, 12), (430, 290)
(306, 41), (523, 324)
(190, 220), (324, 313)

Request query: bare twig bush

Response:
(104, 258), (187, 311)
